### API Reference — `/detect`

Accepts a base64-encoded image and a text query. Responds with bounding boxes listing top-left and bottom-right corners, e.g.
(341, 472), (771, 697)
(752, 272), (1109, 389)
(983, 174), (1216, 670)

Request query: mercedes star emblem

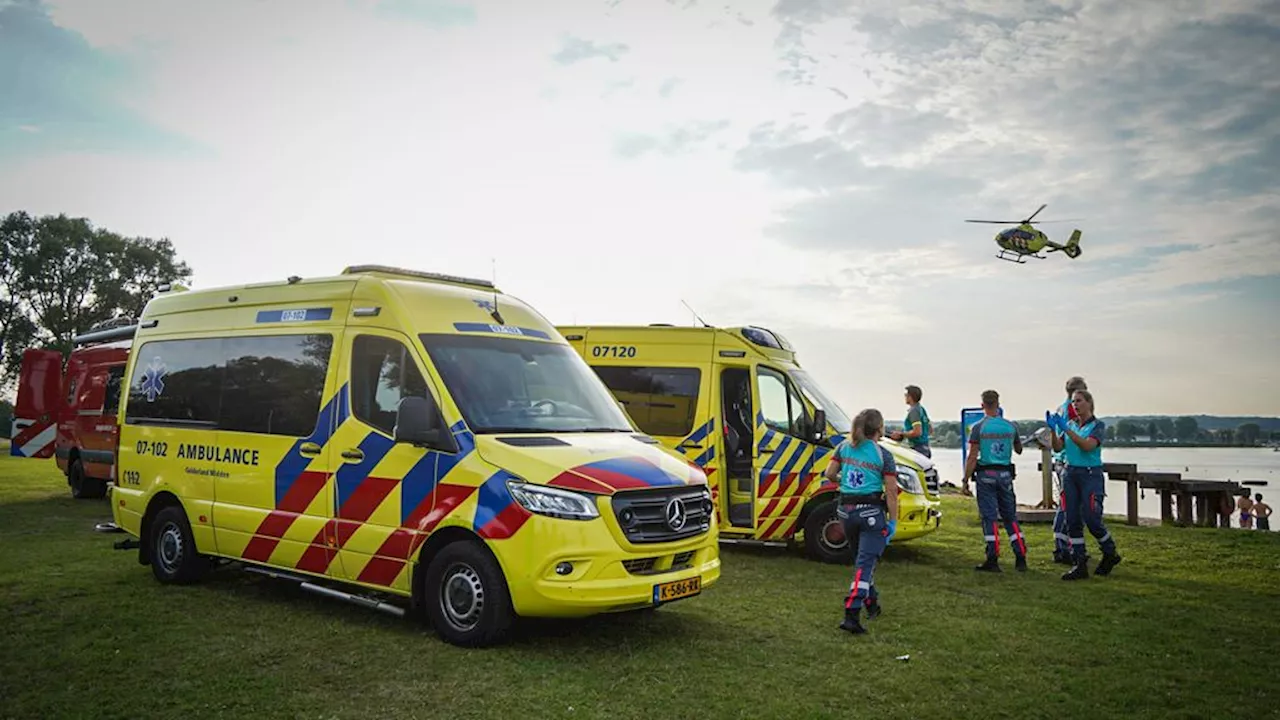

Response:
(665, 498), (687, 531)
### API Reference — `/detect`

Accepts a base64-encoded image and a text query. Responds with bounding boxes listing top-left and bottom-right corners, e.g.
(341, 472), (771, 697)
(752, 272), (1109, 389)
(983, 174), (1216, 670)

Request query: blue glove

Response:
(1055, 413), (1069, 434)
(885, 519), (898, 545)
(1045, 410), (1055, 431)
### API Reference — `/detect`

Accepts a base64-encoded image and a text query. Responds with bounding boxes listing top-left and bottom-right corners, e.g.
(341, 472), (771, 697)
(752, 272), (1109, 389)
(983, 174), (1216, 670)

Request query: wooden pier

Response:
(1037, 461), (1243, 527)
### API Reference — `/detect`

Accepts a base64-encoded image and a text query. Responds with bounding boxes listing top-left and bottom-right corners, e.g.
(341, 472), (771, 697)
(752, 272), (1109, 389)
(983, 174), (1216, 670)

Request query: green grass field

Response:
(2, 453), (1277, 720)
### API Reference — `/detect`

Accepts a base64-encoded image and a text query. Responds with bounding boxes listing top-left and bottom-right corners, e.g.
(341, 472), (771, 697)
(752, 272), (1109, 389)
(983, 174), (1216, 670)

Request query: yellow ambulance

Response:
(109, 265), (719, 647)
(556, 324), (942, 563)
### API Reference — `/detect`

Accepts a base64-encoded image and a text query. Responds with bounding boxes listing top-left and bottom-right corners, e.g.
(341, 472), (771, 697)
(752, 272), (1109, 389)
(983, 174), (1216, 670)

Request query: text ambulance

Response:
(556, 324), (942, 563)
(107, 265), (720, 646)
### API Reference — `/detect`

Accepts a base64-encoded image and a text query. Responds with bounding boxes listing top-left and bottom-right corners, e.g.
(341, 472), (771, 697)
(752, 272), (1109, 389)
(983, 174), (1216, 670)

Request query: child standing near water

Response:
(1254, 494), (1272, 531)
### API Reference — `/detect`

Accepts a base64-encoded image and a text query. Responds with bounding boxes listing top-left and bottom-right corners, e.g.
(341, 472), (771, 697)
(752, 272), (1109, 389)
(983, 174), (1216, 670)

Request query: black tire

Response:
(67, 459), (106, 500)
(804, 500), (852, 564)
(423, 541), (515, 647)
(149, 504), (211, 584)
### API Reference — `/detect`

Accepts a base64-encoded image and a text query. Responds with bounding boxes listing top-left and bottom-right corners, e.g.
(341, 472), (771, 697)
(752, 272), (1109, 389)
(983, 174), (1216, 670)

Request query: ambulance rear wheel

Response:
(804, 500), (850, 564)
(149, 505), (211, 584)
(68, 459), (106, 500)
(424, 541), (514, 648)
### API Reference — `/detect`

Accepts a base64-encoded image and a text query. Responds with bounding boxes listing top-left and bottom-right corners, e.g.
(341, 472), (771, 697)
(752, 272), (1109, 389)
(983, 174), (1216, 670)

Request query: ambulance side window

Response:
(126, 338), (224, 427)
(220, 334), (334, 437)
(757, 366), (808, 440)
(103, 366), (125, 416)
(592, 366), (701, 437)
(351, 335), (429, 436)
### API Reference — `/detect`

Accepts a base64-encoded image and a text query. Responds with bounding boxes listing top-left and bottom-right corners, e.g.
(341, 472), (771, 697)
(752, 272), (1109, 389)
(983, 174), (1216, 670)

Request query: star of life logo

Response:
(141, 357), (167, 402)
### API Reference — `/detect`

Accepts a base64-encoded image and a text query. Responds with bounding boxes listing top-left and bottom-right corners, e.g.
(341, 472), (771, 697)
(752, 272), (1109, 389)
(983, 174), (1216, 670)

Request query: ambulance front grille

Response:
(621, 551), (697, 576)
(924, 468), (940, 495)
(611, 487), (713, 544)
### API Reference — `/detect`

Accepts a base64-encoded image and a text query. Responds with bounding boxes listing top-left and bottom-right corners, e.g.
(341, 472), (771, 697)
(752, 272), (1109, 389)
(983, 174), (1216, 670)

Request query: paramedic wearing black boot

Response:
(1050, 389), (1122, 580)
(963, 390), (1028, 572)
(825, 409), (899, 635)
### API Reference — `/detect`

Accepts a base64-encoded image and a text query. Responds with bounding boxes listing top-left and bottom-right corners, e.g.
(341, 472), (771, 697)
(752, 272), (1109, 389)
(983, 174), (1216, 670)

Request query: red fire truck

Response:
(10, 317), (135, 499)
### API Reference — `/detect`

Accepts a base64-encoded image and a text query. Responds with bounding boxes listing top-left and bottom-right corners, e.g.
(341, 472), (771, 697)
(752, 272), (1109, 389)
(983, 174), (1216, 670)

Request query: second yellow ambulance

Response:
(557, 324), (942, 563)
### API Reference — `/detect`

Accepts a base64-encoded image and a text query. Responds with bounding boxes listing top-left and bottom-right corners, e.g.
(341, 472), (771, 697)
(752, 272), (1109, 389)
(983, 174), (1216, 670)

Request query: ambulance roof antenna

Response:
(490, 258), (505, 325)
(681, 299), (710, 328)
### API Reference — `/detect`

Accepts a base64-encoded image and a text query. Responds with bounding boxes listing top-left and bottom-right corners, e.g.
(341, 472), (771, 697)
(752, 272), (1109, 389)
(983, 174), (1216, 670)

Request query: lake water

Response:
(925, 446), (1279, 532)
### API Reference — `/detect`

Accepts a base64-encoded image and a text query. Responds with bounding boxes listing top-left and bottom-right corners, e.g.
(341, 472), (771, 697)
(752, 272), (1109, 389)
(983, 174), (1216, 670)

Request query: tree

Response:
(1157, 417), (1175, 440)
(1116, 420), (1140, 440)
(1237, 423), (1261, 446)
(1147, 421), (1159, 441)
(1175, 416), (1198, 441)
(0, 398), (12, 436)
(1106, 424), (1117, 441)
(0, 212), (192, 382)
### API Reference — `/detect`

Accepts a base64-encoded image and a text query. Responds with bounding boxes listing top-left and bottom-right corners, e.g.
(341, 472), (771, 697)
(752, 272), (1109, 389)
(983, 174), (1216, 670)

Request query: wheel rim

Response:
(439, 563), (485, 633)
(156, 521), (183, 573)
(819, 516), (848, 555)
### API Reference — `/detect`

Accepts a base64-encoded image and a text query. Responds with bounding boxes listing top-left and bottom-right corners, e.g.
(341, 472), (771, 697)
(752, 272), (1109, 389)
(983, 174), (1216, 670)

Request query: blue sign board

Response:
(960, 406), (1004, 471)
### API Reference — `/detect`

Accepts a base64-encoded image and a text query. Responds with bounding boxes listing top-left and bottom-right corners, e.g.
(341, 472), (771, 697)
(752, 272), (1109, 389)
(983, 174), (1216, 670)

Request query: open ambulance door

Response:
(10, 349), (63, 459)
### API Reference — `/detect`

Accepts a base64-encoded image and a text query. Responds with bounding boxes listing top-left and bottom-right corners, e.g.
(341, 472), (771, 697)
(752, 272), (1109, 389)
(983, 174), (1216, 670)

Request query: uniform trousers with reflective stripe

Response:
(1063, 465), (1117, 563)
(975, 468), (1027, 561)
(838, 502), (888, 610)
(1052, 461), (1072, 556)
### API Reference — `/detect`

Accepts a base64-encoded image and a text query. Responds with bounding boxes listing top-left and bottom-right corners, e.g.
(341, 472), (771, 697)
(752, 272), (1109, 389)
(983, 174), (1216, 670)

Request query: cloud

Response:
(0, 0), (199, 159)
(733, 0), (1280, 292)
(371, 0), (476, 26)
(614, 119), (731, 158)
(552, 35), (630, 64)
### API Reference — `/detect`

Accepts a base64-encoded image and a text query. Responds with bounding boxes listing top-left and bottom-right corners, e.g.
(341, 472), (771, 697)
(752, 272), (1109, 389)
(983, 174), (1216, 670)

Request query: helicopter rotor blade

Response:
(1022, 203), (1048, 224)
(964, 219), (1023, 224)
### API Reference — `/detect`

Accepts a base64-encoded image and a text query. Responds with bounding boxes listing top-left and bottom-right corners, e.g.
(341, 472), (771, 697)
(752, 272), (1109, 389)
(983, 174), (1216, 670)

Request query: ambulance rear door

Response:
(10, 349), (63, 459)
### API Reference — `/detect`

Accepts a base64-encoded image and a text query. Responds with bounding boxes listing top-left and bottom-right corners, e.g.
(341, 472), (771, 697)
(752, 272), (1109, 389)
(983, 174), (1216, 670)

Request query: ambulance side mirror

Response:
(394, 395), (456, 452)
(811, 408), (826, 443)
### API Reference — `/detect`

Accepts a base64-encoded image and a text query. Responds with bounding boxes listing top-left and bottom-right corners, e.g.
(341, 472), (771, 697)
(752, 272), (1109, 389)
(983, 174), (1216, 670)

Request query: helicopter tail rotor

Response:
(1063, 229), (1083, 258)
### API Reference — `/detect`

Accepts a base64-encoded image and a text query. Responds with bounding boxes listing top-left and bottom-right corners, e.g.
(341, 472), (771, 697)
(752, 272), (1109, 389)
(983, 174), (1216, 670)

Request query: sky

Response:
(2, 0), (1278, 420)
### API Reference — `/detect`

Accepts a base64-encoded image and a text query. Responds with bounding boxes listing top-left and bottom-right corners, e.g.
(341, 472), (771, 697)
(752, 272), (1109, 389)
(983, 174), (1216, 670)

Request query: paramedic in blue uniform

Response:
(824, 408), (899, 635)
(889, 384), (931, 457)
(1049, 389), (1123, 580)
(1051, 376), (1087, 565)
(963, 390), (1028, 572)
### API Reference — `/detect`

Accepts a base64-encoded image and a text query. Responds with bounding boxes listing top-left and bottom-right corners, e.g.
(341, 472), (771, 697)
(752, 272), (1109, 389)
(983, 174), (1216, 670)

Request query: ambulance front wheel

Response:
(804, 500), (850, 564)
(423, 541), (514, 648)
(148, 504), (212, 584)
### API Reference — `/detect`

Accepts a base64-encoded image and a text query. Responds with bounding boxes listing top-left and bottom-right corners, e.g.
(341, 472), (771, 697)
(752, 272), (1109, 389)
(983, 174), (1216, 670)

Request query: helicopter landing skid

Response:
(996, 250), (1043, 263)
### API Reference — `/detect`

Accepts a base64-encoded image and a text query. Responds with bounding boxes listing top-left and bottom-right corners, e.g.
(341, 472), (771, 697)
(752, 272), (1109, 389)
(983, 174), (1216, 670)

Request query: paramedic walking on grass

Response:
(826, 408), (899, 636)
(1049, 389), (1122, 580)
(964, 390), (1028, 573)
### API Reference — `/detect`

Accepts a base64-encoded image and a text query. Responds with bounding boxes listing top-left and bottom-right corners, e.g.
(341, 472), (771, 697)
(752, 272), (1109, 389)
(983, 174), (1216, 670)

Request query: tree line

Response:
(898, 417), (1277, 449)
(0, 211), (192, 384)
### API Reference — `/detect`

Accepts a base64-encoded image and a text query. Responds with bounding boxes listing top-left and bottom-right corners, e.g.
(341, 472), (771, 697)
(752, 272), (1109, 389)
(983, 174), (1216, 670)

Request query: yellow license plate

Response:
(653, 576), (701, 604)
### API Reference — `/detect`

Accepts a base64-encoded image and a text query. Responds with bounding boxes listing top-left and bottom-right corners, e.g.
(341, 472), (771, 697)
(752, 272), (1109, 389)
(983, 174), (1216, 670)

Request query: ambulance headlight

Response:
(896, 469), (925, 495)
(507, 480), (600, 520)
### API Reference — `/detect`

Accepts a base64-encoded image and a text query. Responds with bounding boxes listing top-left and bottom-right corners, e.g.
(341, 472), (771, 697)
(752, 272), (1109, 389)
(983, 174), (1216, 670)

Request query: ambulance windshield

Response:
(790, 368), (852, 435)
(420, 334), (634, 434)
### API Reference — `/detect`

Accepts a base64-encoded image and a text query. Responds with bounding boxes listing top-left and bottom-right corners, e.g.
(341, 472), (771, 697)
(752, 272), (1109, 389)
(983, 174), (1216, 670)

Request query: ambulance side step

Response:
(242, 565), (406, 618)
(718, 537), (789, 549)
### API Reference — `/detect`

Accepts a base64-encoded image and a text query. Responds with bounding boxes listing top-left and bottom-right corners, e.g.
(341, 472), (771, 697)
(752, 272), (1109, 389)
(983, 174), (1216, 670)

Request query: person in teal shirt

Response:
(963, 390), (1027, 572)
(1051, 376), (1088, 565)
(824, 408), (899, 636)
(1049, 389), (1122, 580)
(889, 384), (931, 457)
